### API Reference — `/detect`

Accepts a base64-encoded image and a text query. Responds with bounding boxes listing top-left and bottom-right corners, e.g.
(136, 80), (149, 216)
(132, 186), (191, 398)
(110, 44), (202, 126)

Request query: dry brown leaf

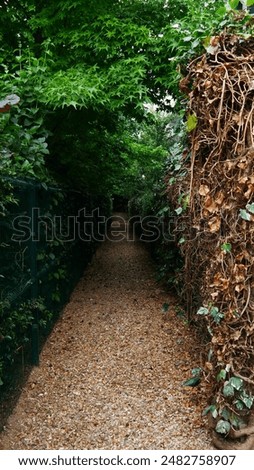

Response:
(223, 201), (235, 210)
(214, 191), (224, 206)
(210, 291), (219, 299)
(231, 330), (241, 341)
(233, 264), (247, 283)
(235, 284), (245, 293)
(211, 273), (229, 290)
(237, 162), (247, 170)
(204, 196), (218, 213)
(198, 185), (210, 196)
(224, 161), (235, 171)
(239, 176), (248, 185)
(244, 186), (254, 198)
(235, 185), (245, 194)
(208, 216), (221, 233)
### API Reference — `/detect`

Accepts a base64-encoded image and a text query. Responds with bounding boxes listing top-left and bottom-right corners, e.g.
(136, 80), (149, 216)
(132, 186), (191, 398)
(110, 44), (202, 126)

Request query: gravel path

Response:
(0, 215), (213, 449)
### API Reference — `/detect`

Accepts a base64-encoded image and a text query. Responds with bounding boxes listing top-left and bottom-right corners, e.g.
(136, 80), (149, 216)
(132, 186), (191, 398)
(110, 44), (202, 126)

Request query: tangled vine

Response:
(167, 33), (254, 449)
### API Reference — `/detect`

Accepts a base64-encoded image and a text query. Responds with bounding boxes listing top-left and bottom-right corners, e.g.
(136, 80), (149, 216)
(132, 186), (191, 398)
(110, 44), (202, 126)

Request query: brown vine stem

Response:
(217, 75), (226, 133)
(239, 283), (251, 318)
(189, 132), (197, 209)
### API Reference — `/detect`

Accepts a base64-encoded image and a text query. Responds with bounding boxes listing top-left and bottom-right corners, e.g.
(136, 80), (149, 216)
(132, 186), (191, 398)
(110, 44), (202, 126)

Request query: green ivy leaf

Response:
(210, 306), (219, 315)
(174, 164), (182, 171)
(246, 203), (254, 214)
(175, 207), (183, 215)
(210, 306), (224, 324)
(191, 367), (202, 377)
(235, 399), (244, 411)
(223, 383), (235, 397)
(162, 303), (169, 312)
(221, 243), (232, 253)
(203, 37), (211, 48)
(217, 369), (227, 381)
(239, 392), (254, 409)
(216, 5), (227, 15)
(242, 396), (253, 409)
(247, 0), (254, 6)
(215, 420), (231, 435)
(229, 376), (243, 391)
(239, 209), (251, 221)
(197, 306), (209, 316)
(186, 113), (198, 132)
(221, 408), (230, 421)
(203, 404), (218, 419)
(229, 0), (240, 8)
(182, 376), (201, 387)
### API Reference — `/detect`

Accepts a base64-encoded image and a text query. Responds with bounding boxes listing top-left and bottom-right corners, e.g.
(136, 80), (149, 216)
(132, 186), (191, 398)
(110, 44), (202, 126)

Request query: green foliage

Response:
(182, 367), (202, 387)
(182, 376), (201, 387)
(197, 305), (224, 325)
(246, 203), (254, 214)
(215, 419), (231, 435)
(205, 371), (254, 433)
(0, 298), (52, 385)
(0, 54), (53, 215)
(239, 208), (251, 221)
(1, 0), (237, 201)
(0, 1), (184, 200)
(217, 369), (227, 381)
(235, 390), (254, 410)
(23, 0), (187, 105)
(221, 242), (232, 253)
(186, 113), (198, 132)
(124, 110), (170, 215)
(203, 404), (218, 419)
(162, 303), (169, 313)
(229, 0), (240, 8)
(229, 0), (254, 7)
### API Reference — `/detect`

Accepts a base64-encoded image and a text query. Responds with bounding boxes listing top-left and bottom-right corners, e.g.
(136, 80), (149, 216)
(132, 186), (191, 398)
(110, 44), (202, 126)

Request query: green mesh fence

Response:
(0, 177), (109, 388)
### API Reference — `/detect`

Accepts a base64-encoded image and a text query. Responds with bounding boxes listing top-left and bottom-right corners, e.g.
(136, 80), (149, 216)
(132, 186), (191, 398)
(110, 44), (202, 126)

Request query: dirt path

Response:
(0, 214), (212, 449)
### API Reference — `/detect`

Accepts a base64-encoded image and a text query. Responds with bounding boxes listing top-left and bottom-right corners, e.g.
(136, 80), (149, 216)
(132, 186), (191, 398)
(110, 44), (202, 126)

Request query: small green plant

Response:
(162, 303), (169, 312)
(182, 367), (202, 387)
(221, 242), (232, 253)
(197, 305), (224, 325)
